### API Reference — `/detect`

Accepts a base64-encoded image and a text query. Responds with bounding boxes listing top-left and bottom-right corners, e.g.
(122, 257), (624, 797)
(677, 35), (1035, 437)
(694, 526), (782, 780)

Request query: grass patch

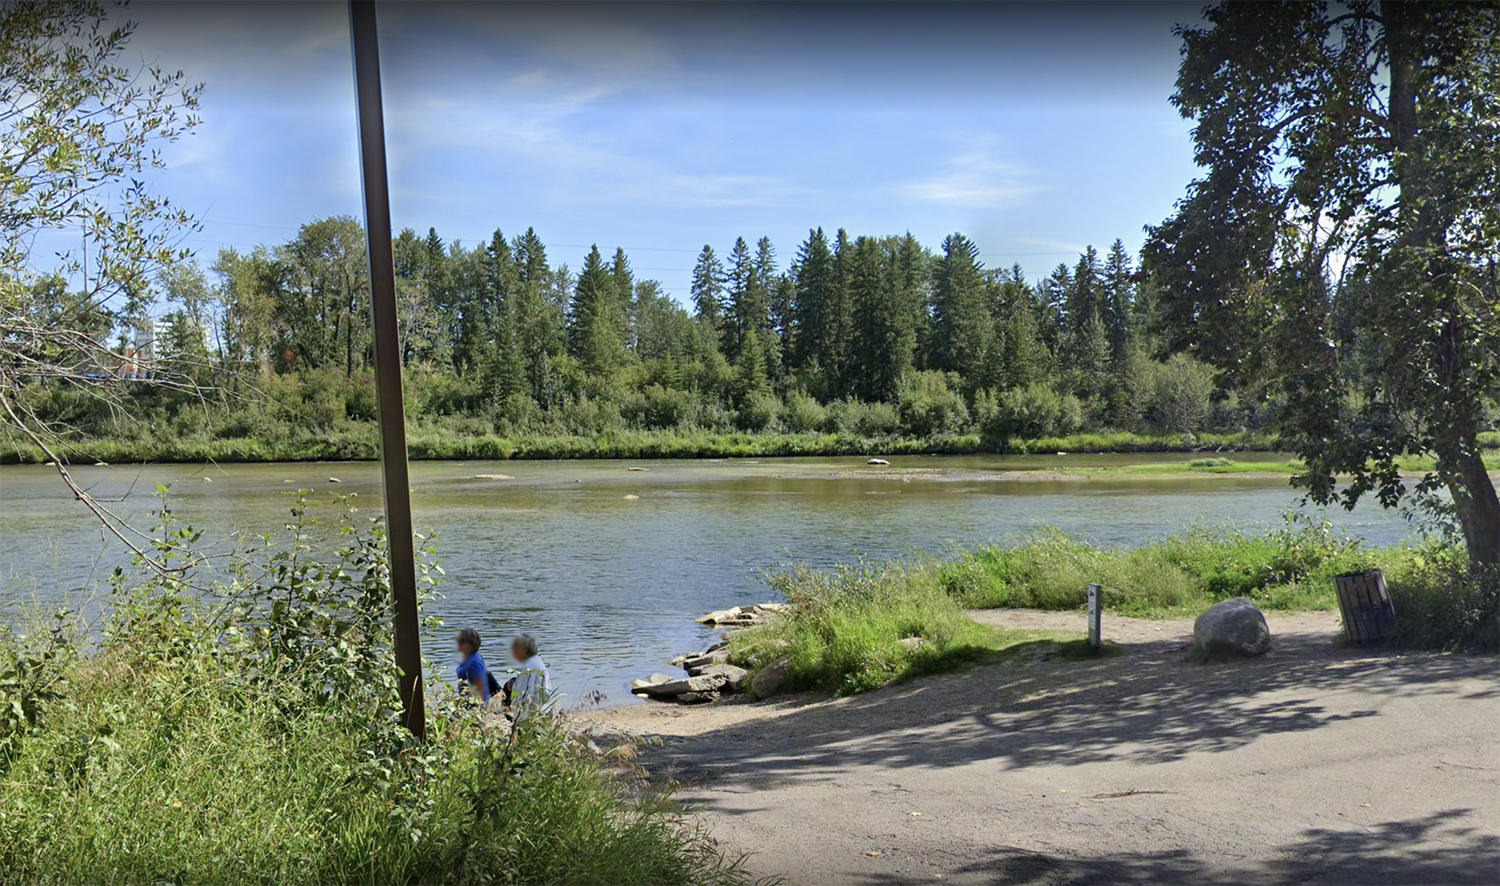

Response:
(735, 521), (1496, 699)
(936, 521), (1377, 617)
(1114, 457), (1305, 475)
(728, 561), (1080, 696)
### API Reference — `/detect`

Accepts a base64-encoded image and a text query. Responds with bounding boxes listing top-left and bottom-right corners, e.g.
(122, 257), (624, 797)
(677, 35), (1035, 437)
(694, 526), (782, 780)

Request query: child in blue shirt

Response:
(454, 627), (491, 701)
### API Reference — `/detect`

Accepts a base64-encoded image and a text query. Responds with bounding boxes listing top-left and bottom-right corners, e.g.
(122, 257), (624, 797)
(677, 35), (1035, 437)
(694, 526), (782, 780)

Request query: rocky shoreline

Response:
(629, 603), (788, 704)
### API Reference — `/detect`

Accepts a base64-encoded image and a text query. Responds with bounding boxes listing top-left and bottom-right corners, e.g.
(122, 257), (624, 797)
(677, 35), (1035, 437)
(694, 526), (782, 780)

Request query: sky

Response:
(125, 1), (1208, 299)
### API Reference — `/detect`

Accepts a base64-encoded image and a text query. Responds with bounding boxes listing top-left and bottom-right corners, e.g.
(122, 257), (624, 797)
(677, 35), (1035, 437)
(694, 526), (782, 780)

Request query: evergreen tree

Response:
(608, 247), (634, 354)
(511, 227), (562, 402)
(723, 237), (768, 363)
(567, 245), (624, 374)
(1101, 239), (1135, 362)
(689, 245), (726, 333)
(849, 236), (914, 401)
(789, 228), (833, 374)
(483, 229), (523, 400)
(929, 233), (991, 384)
(820, 228), (855, 397)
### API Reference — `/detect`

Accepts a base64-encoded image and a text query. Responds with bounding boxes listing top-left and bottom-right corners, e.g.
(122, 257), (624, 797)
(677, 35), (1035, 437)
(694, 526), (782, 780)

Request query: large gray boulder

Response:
(629, 673), (675, 692)
(750, 656), (793, 699)
(636, 673), (729, 698)
(1194, 597), (1272, 657)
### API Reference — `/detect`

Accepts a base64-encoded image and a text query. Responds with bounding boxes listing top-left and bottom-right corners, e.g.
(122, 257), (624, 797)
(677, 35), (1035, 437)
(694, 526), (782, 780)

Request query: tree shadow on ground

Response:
(893, 808), (1498, 885)
(644, 629), (1496, 794)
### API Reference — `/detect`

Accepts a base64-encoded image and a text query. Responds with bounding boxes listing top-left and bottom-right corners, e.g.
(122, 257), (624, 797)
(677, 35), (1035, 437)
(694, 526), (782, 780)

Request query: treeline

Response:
(21, 218), (1272, 457)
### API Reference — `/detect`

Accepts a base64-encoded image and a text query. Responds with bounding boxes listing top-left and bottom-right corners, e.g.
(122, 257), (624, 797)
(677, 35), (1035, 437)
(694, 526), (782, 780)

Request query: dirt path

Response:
(581, 610), (1500, 884)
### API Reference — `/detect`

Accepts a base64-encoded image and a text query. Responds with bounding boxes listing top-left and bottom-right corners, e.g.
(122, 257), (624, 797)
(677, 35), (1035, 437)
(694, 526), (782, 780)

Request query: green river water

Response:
(0, 453), (1417, 704)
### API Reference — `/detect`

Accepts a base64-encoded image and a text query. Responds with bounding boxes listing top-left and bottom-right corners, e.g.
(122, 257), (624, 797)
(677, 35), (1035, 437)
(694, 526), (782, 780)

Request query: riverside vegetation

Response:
(0, 496), (747, 886)
(728, 518), (1500, 698)
(9, 220), (1307, 467)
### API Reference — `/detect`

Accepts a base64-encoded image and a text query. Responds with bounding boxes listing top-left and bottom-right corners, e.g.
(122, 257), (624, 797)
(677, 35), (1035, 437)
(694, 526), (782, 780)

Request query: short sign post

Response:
(1087, 583), (1102, 651)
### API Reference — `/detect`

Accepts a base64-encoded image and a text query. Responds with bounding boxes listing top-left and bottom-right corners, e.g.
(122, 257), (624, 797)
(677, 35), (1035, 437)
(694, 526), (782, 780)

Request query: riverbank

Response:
(0, 427), (1279, 464)
(579, 609), (1500, 885)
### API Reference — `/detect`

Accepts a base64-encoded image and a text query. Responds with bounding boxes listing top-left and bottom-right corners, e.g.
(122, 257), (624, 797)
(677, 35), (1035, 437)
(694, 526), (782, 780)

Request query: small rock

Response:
(627, 466), (649, 472)
(94, 461), (108, 467)
(1194, 597), (1272, 657)
(474, 474), (514, 480)
(867, 458), (890, 465)
(696, 663), (750, 692)
(705, 639), (728, 653)
(898, 636), (926, 651)
(623, 494), (639, 500)
(201, 476), (212, 482)
(750, 656), (793, 699)
(668, 653), (688, 668)
(676, 690), (719, 704)
(328, 477), (342, 483)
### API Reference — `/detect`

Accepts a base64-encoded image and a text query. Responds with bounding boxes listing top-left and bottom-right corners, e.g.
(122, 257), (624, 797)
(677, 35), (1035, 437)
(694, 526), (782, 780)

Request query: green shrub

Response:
(783, 389), (828, 433)
(734, 390), (782, 432)
(982, 383), (1084, 443)
(896, 370), (970, 436)
(1383, 546), (1500, 652)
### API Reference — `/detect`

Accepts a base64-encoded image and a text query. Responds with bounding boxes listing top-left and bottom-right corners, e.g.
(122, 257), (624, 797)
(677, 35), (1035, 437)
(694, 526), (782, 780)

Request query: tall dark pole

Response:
(349, 0), (425, 740)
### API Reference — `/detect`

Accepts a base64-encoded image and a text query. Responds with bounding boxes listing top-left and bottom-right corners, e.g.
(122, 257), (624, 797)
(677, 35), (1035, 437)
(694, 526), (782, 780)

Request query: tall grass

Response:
(937, 519), (1376, 616)
(0, 498), (746, 886)
(729, 561), (1076, 696)
(737, 520), (1496, 698)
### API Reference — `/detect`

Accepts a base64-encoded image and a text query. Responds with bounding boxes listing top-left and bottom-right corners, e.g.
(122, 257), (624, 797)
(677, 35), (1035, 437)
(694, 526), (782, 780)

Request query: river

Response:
(0, 454), (1419, 704)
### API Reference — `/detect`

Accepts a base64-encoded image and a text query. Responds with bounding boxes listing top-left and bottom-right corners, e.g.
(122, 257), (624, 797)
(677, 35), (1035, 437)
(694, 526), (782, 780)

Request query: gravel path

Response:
(581, 610), (1500, 884)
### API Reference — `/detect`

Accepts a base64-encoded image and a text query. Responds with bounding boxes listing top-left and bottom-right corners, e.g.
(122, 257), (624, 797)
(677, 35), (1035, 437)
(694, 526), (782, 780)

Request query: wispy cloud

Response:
(895, 147), (1037, 208)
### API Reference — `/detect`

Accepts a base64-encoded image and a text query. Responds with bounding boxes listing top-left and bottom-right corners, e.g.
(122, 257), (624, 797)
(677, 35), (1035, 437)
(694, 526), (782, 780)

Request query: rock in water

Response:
(328, 477), (342, 483)
(1194, 597), (1272, 657)
(867, 458), (890, 465)
(629, 673), (675, 691)
(473, 474), (514, 480)
(750, 656), (793, 699)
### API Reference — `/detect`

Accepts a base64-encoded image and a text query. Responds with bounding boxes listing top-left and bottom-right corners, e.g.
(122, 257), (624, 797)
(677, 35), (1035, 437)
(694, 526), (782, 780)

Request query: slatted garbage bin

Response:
(1334, 569), (1396, 644)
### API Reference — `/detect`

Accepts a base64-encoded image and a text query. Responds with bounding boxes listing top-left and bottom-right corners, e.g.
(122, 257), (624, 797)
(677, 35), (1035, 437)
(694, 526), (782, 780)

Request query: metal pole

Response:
(349, 0), (426, 740)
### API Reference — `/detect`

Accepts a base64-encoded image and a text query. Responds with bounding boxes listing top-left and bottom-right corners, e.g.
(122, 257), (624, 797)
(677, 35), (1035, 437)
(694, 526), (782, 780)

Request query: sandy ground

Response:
(580, 610), (1500, 885)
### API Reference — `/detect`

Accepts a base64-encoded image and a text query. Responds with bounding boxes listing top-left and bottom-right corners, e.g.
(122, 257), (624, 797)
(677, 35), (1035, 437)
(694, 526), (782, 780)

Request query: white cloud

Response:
(895, 148), (1036, 208)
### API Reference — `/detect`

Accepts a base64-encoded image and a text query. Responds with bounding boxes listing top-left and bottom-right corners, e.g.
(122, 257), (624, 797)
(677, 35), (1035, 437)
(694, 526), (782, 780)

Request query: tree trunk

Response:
(1384, 1), (1500, 568)
(1441, 439), (1500, 568)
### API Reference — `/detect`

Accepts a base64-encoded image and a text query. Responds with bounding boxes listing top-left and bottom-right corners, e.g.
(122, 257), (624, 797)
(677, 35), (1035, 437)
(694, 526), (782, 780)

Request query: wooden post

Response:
(349, 0), (426, 740)
(1087, 583), (1102, 651)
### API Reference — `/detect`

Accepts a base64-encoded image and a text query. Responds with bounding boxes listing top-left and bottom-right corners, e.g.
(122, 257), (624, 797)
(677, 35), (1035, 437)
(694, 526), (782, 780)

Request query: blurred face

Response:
(457, 638), (475, 658)
(510, 640), (526, 663)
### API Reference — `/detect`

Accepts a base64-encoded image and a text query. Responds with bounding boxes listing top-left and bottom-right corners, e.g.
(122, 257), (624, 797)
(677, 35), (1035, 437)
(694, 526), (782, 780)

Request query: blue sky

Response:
(130, 2), (1206, 297)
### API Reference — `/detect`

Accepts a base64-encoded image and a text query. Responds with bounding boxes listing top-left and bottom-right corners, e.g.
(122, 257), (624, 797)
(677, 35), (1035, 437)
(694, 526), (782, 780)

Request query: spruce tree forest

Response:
(8, 219), (1278, 463)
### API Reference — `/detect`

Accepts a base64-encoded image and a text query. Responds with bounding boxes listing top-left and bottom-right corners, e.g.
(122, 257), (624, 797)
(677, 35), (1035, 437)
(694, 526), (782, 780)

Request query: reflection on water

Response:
(0, 454), (1417, 705)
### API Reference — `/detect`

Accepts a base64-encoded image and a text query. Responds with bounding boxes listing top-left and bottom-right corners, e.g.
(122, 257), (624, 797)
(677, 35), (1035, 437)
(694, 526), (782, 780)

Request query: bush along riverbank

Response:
(0, 424), (1290, 465)
(722, 520), (1499, 699)
(0, 498), (748, 886)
